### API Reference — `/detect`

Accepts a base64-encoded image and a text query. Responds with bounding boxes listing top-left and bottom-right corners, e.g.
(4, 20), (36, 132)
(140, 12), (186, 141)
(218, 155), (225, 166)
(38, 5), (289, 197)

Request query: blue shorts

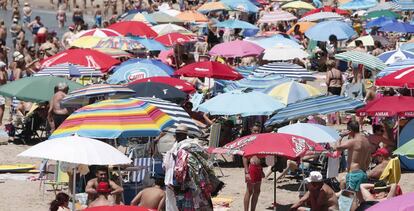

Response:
(346, 169), (368, 191)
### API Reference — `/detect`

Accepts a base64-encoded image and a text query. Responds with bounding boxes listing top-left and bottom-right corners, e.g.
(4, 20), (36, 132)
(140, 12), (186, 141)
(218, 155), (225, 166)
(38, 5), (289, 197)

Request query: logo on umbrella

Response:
(195, 68), (209, 72)
(128, 71), (146, 81)
(292, 136), (307, 156)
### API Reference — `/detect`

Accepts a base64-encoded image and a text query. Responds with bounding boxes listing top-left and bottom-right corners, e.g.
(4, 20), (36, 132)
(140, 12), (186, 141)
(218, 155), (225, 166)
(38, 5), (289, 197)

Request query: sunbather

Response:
(131, 175), (165, 210)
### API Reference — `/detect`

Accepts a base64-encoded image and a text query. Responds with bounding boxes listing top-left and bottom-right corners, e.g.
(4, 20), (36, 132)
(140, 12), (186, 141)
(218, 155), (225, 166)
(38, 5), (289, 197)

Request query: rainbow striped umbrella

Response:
(50, 99), (175, 139)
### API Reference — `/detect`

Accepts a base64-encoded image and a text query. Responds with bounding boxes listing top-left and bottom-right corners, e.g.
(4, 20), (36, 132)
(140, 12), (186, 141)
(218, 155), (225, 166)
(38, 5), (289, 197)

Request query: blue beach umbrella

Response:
(379, 22), (414, 33)
(224, 74), (291, 92)
(244, 35), (303, 49)
(339, 0), (378, 10)
(129, 37), (167, 51)
(377, 59), (414, 78)
(377, 49), (414, 65)
(305, 20), (356, 41)
(366, 17), (396, 28)
(215, 19), (258, 30)
(401, 42), (414, 52)
(279, 123), (340, 143)
(221, 0), (259, 13)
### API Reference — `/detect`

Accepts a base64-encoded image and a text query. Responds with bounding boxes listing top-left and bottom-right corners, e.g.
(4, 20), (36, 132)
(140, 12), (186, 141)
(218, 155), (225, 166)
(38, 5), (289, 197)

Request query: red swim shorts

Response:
(247, 164), (263, 184)
(36, 33), (46, 44)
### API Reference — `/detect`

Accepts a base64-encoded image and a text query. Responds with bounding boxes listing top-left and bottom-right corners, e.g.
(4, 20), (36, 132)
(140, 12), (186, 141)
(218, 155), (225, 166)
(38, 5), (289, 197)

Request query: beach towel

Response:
(379, 157), (401, 184)
(131, 158), (154, 183)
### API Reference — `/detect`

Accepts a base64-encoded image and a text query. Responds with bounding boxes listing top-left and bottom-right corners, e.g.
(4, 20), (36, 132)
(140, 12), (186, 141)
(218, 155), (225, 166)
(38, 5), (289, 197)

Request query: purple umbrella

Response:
(209, 40), (264, 58)
(367, 192), (414, 211)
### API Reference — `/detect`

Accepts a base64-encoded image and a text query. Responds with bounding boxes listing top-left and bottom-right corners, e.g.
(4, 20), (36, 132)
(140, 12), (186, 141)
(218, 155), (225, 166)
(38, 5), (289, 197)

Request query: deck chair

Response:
(40, 161), (69, 196)
(209, 123), (224, 177)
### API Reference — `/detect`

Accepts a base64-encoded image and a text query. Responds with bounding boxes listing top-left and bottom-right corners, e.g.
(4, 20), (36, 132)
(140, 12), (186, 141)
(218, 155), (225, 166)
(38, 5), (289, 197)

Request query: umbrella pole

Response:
(114, 138), (125, 204)
(397, 117), (400, 147)
(72, 167), (77, 211)
(273, 156), (277, 211)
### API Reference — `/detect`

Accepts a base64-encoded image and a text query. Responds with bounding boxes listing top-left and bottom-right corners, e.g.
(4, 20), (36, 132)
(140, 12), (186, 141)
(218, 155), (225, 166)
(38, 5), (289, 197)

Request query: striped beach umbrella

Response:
(339, 0), (378, 10)
(377, 49), (414, 65)
(70, 36), (102, 48)
(94, 36), (144, 51)
(75, 28), (122, 38)
(224, 74), (291, 92)
(258, 10), (297, 23)
(34, 63), (103, 77)
(376, 59), (414, 77)
(264, 81), (321, 104)
(367, 1), (400, 12)
(334, 51), (386, 71)
(120, 11), (157, 25)
(299, 12), (344, 22)
(394, 0), (414, 10)
(255, 62), (316, 81)
(151, 24), (193, 36)
(50, 98), (175, 139)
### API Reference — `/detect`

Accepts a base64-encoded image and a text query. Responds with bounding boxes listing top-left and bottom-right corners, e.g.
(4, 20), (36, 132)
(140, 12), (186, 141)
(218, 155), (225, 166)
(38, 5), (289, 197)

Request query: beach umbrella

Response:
(93, 36), (144, 51)
(147, 11), (184, 24)
(175, 61), (243, 80)
(334, 51), (386, 71)
(198, 90), (284, 116)
(61, 84), (136, 107)
(263, 46), (309, 61)
(84, 206), (155, 211)
(136, 97), (201, 137)
(264, 81), (321, 104)
(154, 33), (193, 47)
(50, 98), (175, 139)
(75, 28), (122, 38)
(305, 20), (356, 41)
(400, 42), (414, 51)
(197, 1), (230, 12)
(244, 35), (303, 49)
(160, 9), (181, 17)
(221, 0), (259, 13)
(151, 23), (193, 36)
(127, 82), (187, 104)
(366, 10), (401, 19)
(379, 21), (414, 33)
(339, 0), (378, 10)
(394, 0), (414, 10)
(108, 58), (172, 84)
(287, 22), (316, 34)
(299, 12), (344, 22)
(378, 49), (414, 65)
(258, 10), (297, 23)
(224, 74), (291, 92)
(34, 63), (103, 77)
(365, 16), (396, 28)
(0, 76), (83, 102)
(279, 123), (340, 143)
(356, 96), (414, 117)
(394, 138), (414, 158)
(367, 1), (401, 12)
(128, 37), (167, 51)
(129, 76), (196, 94)
(347, 35), (390, 47)
(215, 19), (258, 30)
(303, 6), (349, 16)
(40, 49), (120, 72)
(107, 21), (158, 38)
(281, 1), (316, 10)
(70, 36), (102, 48)
(377, 59), (414, 77)
(375, 67), (414, 88)
(209, 40), (264, 58)
(94, 48), (132, 58)
(176, 11), (208, 22)
(120, 11), (157, 25)
(265, 95), (364, 125)
(366, 192), (414, 211)
(158, 48), (174, 64)
(255, 62), (316, 81)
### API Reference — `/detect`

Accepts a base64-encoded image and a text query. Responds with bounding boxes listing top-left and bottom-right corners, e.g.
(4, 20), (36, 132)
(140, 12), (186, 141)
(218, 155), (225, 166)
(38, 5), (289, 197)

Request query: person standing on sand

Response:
(56, 5), (67, 28)
(22, 2), (32, 27)
(0, 61), (7, 126)
(48, 82), (69, 129)
(94, 4), (102, 27)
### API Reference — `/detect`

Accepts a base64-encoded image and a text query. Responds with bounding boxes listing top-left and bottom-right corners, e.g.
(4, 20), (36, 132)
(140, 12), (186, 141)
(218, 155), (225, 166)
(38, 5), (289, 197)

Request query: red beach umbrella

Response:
(107, 21), (158, 38)
(375, 66), (414, 88)
(40, 49), (120, 73)
(128, 76), (196, 93)
(303, 6), (349, 17)
(84, 205), (153, 211)
(357, 96), (414, 117)
(174, 61), (243, 80)
(155, 32), (193, 46)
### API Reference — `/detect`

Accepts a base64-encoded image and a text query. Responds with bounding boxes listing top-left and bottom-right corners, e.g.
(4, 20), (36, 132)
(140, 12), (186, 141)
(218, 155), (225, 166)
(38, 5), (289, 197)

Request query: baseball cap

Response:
(372, 148), (390, 158)
(96, 181), (111, 193)
(305, 171), (323, 183)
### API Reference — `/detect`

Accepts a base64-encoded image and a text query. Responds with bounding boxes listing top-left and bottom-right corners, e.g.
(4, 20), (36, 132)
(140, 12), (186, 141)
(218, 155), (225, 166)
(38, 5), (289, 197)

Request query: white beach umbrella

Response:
(263, 46), (309, 61)
(299, 12), (344, 22)
(278, 123), (340, 143)
(151, 23), (193, 36)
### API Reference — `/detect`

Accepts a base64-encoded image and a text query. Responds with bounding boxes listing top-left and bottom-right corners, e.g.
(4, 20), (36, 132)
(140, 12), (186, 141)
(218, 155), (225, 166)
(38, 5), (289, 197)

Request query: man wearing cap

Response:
(368, 148), (390, 181)
(291, 171), (338, 211)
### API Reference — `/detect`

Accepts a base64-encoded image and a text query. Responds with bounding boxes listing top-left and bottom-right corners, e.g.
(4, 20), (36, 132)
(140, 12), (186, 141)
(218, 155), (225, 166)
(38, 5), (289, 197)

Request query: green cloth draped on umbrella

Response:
(334, 51), (386, 71)
(0, 76), (84, 102)
(366, 10), (401, 19)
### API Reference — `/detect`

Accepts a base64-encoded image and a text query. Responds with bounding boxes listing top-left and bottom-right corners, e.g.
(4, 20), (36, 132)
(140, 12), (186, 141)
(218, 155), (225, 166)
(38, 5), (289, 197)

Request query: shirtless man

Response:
(0, 20), (6, 44)
(22, 2), (32, 27)
(131, 176), (165, 210)
(335, 120), (373, 198)
(88, 181), (114, 207)
(291, 171), (339, 211)
(85, 166), (123, 205)
(368, 148), (390, 181)
(72, 5), (84, 26)
(94, 4), (102, 27)
(48, 82), (69, 130)
(360, 181), (397, 203)
(0, 61), (7, 125)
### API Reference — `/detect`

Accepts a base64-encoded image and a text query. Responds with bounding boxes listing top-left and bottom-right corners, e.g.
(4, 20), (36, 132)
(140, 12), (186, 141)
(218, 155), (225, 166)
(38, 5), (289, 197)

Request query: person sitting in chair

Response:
(89, 181), (114, 207)
(85, 166), (123, 205)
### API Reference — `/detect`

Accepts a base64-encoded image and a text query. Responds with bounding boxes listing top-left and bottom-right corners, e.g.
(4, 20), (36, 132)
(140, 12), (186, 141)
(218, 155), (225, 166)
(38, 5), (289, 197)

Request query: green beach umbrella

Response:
(394, 138), (414, 158)
(0, 76), (84, 102)
(334, 50), (387, 71)
(366, 10), (401, 19)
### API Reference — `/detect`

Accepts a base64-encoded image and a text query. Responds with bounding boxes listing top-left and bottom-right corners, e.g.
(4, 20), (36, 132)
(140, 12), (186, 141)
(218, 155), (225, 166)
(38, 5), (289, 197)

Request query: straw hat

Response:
(175, 124), (188, 134)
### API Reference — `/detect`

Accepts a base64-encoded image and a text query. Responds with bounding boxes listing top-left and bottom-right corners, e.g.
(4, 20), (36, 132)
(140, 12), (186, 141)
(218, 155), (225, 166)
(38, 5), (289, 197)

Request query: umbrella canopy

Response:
(129, 76), (196, 94)
(279, 123), (340, 143)
(120, 12), (157, 25)
(394, 0), (414, 10)
(265, 95), (364, 125)
(209, 40), (264, 58)
(221, 0), (259, 13)
(366, 192), (414, 211)
(108, 59), (172, 84)
(303, 6), (349, 16)
(375, 66), (414, 88)
(255, 62), (316, 81)
(264, 81), (321, 104)
(258, 10), (297, 23)
(334, 51), (386, 71)
(94, 48), (132, 58)
(263, 46), (309, 61)
(224, 74), (291, 92)
(34, 63), (103, 77)
(379, 21), (414, 33)
(176, 11), (208, 22)
(107, 21), (158, 38)
(281, 1), (316, 10)
(93, 36), (144, 51)
(147, 11), (184, 24)
(339, 0), (378, 10)
(127, 82), (187, 104)
(151, 24), (193, 36)
(287, 22), (316, 34)
(367, 1), (401, 12)
(356, 96), (414, 117)
(347, 35), (389, 47)
(18, 136), (131, 165)
(299, 12), (344, 22)
(70, 36), (102, 48)
(197, 90), (285, 117)
(366, 16), (396, 28)
(154, 33), (193, 47)
(400, 42), (414, 51)
(244, 35), (303, 49)
(215, 19), (258, 30)
(75, 28), (122, 38)
(40, 49), (120, 72)
(366, 10), (401, 19)
(84, 206), (155, 211)
(305, 20), (356, 41)
(50, 98), (175, 139)
(0, 76), (83, 102)
(377, 59), (414, 77)
(378, 49), (414, 65)
(128, 37), (167, 51)
(197, 1), (230, 12)
(61, 84), (136, 107)
(174, 61), (243, 80)
(159, 9), (181, 17)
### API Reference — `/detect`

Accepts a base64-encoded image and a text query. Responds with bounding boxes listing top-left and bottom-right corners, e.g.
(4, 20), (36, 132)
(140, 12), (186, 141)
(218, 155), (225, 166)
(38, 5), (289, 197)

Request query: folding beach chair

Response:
(209, 123), (224, 177)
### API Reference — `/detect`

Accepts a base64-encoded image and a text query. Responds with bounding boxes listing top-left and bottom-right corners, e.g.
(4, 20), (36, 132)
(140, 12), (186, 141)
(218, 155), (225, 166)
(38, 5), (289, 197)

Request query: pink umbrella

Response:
(158, 49), (174, 64)
(367, 192), (414, 210)
(209, 40), (265, 58)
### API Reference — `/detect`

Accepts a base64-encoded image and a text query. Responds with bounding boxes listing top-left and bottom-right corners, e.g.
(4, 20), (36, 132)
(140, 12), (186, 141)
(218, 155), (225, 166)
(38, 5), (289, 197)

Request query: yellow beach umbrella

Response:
(281, 1), (316, 10)
(287, 22), (316, 34)
(176, 11), (209, 22)
(265, 81), (321, 104)
(70, 36), (102, 48)
(94, 48), (132, 58)
(197, 2), (230, 12)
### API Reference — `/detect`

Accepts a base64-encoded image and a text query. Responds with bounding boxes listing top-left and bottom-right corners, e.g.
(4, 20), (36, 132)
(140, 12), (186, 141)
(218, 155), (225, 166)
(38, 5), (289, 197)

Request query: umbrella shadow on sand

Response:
(266, 204), (294, 210)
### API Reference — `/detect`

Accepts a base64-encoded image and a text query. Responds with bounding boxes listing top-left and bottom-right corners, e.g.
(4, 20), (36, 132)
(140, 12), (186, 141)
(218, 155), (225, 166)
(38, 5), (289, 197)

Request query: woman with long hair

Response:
(50, 192), (70, 211)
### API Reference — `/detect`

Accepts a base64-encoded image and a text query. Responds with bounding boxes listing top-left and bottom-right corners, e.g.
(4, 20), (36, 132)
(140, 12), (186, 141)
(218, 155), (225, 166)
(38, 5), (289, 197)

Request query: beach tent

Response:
(398, 119), (414, 170)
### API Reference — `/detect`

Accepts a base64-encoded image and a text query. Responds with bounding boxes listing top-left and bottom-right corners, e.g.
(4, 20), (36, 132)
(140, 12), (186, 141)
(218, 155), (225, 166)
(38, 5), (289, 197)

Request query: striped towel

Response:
(131, 158), (154, 183)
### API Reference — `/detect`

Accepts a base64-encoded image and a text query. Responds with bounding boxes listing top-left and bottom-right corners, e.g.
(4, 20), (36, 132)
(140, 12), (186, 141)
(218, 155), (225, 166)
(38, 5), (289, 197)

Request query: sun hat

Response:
(374, 180), (389, 191)
(175, 124), (188, 134)
(305, 171), (323, 183)
(372, 148), (390, 158)
(96, 181), (111, 193)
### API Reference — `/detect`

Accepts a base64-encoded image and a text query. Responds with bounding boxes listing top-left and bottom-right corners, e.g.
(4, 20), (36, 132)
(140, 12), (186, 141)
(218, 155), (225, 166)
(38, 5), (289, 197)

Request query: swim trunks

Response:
(247, 163), (263, 184)
(346, 169), (368, 191)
